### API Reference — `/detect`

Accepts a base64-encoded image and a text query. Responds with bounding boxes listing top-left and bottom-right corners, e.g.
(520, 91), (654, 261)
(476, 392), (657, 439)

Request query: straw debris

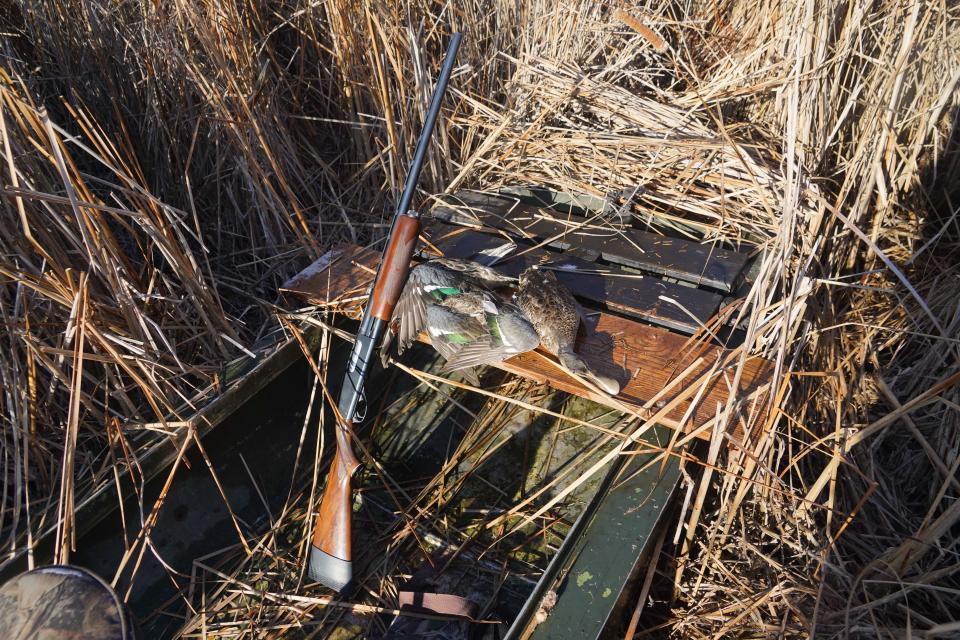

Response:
(1, 0), (959, 638)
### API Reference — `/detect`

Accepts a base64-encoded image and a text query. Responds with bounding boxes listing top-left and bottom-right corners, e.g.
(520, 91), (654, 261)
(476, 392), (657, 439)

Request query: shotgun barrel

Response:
(308, 32), (462, 592)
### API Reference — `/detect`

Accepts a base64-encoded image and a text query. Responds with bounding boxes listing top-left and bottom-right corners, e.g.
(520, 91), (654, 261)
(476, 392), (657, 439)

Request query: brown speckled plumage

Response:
(516, 266), (620, 395)
(515, 267), (579, 354)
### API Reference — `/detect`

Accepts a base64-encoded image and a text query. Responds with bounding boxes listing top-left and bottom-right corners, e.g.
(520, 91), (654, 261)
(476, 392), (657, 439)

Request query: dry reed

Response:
(1, 0), (959, 638)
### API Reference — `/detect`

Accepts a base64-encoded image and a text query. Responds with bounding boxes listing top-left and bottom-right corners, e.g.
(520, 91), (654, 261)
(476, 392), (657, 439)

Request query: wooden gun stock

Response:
(308, 423), (361, 591)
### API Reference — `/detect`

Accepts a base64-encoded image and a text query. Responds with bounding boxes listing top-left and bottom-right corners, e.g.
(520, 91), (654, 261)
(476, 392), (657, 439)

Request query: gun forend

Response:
(369, 213), (420, 323)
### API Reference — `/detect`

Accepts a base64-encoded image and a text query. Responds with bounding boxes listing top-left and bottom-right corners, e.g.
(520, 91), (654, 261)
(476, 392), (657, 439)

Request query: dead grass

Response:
(1, 0), (959, 637)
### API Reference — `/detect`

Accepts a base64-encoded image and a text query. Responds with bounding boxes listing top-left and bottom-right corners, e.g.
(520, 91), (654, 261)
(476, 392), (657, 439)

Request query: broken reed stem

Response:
(54, 272), (87, 564)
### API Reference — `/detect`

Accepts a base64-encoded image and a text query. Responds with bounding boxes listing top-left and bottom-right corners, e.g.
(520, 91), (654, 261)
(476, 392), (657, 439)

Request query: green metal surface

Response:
(511, 426), (682, 640)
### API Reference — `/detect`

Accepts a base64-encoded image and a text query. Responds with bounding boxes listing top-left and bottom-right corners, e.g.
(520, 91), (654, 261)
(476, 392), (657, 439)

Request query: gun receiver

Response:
(308, 32), (462, 592)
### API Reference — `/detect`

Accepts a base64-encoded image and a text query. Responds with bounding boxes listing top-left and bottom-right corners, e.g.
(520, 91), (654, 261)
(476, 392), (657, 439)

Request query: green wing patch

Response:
(429, 286), (461, 300)
(486, 315), (502, 342)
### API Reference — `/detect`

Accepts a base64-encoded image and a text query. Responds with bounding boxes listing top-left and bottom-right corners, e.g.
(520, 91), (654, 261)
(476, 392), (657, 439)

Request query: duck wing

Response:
(382, 260), (511, 371)
(380, 265), (432, 366)
(421, 304), (484, 386)
(441, 303), (539, 372)
(389, 262), (466, 357)
(392, 279), (428, 354)
(423, 304), (485, 362)
(440, 339), (510, 372)
(378, 278), (426, 370)
(433, 257), (516, 287)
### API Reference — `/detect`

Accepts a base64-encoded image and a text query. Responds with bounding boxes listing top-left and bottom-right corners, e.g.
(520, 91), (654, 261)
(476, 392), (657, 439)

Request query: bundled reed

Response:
(1, 0), (959, 637)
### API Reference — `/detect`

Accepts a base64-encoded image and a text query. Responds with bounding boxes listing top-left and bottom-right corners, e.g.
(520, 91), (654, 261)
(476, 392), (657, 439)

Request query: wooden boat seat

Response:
(282, 190), (773, 441)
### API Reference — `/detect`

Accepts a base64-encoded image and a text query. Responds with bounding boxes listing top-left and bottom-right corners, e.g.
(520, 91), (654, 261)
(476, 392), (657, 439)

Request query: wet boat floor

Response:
(73, 334), (669, 638)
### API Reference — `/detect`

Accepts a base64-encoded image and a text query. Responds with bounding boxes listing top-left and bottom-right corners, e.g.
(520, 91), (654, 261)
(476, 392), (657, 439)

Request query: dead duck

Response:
(381, 258), (539, 382)
(426, 293), (540, 376)
(515, 265), (621, 395)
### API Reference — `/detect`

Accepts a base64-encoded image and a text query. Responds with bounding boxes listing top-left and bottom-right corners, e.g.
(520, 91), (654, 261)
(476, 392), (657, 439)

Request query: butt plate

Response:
(308, 546), (352, 593)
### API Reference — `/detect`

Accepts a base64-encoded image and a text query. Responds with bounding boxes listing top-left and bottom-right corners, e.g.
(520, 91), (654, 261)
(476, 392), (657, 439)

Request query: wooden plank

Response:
(432, 191), (750, 291)
(281, 245), (379, 316)
(493, 315), (770, 437)
(423, 222), (724, 334)
(285, 244), (772, 439)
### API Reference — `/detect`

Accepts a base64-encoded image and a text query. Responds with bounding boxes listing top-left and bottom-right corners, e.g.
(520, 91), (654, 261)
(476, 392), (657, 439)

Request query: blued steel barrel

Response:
(0, 565), (140, 639)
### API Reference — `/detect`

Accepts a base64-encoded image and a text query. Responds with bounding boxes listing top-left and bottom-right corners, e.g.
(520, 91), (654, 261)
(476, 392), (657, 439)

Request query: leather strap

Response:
(398, 591), (478, 619)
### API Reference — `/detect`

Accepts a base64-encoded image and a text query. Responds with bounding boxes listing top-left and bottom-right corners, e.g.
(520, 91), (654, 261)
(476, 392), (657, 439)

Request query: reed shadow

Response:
(351, 353), (579, 635)
(796, 104), (960, 634)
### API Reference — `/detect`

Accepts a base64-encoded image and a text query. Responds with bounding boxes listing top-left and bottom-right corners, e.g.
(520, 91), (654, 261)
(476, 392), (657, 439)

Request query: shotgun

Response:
(308, 32), (462, 593)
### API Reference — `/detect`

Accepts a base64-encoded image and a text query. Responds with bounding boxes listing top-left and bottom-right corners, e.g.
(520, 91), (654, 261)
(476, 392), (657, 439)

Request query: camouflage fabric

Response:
(382, 555), (506, 640)
(383, 613), (470, 640)
(383, 612), (504, 640)
(0, 565), (138, 640)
